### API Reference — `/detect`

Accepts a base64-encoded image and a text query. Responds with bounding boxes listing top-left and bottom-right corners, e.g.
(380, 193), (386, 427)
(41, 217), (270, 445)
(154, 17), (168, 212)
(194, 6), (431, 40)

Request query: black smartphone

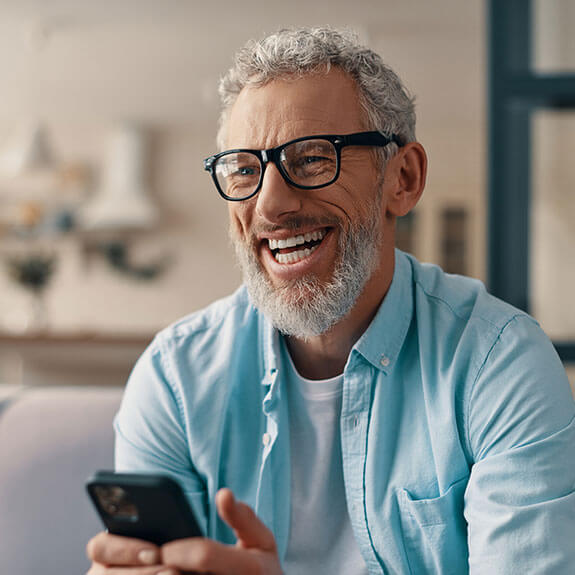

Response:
(86, 471), (203, 545)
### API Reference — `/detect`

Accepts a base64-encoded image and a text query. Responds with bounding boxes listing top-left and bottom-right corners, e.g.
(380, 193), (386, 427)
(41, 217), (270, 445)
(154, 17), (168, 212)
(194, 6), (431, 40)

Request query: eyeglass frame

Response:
(203, 131), (403, 202)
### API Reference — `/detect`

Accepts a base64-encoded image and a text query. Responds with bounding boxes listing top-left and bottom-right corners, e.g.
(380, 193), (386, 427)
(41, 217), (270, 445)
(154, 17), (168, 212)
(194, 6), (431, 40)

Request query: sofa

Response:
(0, 385), (123, 575)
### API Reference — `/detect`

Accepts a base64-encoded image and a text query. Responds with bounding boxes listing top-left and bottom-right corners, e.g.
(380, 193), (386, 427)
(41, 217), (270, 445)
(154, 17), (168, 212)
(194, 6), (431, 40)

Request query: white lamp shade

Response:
(80, 124), (158, 231)
(0, 122), (55, 177)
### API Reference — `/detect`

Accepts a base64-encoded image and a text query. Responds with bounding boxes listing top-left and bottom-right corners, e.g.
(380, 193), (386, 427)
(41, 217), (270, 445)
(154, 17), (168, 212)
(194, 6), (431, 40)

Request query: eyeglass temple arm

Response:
(340, 132), (403, 147)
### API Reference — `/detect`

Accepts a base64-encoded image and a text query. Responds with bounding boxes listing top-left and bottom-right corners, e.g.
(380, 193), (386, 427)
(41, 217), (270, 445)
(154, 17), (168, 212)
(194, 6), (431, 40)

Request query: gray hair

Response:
(217, 26), (416, 170)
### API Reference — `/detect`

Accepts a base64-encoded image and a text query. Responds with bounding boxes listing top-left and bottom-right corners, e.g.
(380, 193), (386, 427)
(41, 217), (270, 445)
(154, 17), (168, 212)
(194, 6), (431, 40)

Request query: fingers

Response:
(86, 531), (161, 567)
(162, 537), (263, 575)
(87, 564), (178, 575)
(215, 488), (277, 552)
(162, 490), (282, 574)
(87, 491), (280, 575)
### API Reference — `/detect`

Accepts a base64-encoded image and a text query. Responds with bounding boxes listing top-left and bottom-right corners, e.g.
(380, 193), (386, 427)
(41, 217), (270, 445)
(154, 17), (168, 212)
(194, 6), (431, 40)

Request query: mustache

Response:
(250, 215), (341, 236)
(228, 214), (346, 255)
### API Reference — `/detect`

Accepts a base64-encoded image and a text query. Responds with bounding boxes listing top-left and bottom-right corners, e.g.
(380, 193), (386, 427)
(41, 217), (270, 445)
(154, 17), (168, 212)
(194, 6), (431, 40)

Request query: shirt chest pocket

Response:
(398, 477), (469, 575)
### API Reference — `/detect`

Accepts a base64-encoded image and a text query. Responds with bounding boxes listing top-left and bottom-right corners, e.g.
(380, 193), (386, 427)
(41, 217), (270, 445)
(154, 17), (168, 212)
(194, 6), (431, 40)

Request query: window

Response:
(488, 0), (575, 364)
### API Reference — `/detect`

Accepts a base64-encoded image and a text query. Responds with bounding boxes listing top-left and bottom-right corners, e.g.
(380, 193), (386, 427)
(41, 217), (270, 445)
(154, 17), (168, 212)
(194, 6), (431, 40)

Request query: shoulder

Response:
(149, 285), (259, 354)
(404, 253), (570, 402)
(407, 253), (525, 334)
(401, 254), (573, 457)
(131, 285), (264, 393)
(123, 284), (265, 418)
(405, 253), (564, 369)
(404, 253), (541, 371)
(404, 255), (573, 448)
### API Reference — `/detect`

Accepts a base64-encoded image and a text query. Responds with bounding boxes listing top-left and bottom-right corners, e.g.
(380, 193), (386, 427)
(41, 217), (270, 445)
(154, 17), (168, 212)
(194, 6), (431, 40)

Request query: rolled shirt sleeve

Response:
(114, 336), (210, 534)
(464, 315), (575, 573)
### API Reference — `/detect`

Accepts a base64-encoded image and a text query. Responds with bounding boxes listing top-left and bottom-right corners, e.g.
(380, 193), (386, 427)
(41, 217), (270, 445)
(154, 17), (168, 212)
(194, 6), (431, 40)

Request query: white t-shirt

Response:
(282, 345), (369, 575)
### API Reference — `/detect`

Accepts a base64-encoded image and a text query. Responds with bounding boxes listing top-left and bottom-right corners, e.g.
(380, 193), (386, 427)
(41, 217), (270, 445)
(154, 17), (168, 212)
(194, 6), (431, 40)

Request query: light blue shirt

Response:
(115, 250), (575, 574)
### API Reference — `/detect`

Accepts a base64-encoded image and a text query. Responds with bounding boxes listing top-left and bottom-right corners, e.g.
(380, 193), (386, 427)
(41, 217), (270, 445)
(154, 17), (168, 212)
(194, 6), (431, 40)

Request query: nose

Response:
(255, 163), (302, 223)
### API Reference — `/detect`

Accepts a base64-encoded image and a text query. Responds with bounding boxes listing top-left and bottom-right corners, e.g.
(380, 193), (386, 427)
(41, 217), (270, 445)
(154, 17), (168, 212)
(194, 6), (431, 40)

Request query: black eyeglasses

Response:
(203, 131), (402, 201)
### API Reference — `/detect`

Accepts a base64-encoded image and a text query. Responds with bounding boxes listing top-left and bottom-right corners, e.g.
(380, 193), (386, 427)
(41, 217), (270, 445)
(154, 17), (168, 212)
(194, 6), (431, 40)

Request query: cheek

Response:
(333, 180), (381, 225)
(229, 204), (263, 253)
(228, 205), (250, 239)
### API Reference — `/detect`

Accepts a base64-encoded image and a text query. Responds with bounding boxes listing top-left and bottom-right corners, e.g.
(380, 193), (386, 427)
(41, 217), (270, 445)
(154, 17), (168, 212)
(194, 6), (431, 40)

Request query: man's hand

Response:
(86, 532), (163, 574)
(86, 488), (283, 575)
(161, 488), (282, 575)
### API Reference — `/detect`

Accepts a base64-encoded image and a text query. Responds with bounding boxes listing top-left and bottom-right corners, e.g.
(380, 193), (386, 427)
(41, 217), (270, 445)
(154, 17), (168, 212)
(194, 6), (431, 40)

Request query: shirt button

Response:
(262, 433), (271, 447)
(380, 355), (390, 367)
(353, 415), (360, 428)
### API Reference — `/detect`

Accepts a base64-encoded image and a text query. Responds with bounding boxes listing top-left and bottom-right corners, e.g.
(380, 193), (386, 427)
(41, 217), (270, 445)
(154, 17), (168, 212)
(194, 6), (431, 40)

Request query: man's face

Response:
(225, 69), (388, 339)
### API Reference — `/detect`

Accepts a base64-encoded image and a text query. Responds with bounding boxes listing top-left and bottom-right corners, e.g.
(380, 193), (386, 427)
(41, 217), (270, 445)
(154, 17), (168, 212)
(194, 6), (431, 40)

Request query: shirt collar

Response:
(353, 249), (414, 374)
(259, 248), (414, 379)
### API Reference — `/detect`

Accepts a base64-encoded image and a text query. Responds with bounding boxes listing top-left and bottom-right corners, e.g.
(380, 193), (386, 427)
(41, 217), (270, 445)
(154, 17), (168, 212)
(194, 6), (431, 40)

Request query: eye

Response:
(217, 153), (260, 180)
(301, 154), (327, 165)
(289, 150), (335, 178)
(214, 152), (261, 198)
(290, 154), (332, 175)
(238, 166), (258, 176)
(282, 139), (337, 180)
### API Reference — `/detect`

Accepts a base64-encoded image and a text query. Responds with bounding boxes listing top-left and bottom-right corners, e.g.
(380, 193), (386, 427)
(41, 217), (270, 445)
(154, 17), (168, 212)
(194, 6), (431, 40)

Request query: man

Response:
(87, 27), (575, 574)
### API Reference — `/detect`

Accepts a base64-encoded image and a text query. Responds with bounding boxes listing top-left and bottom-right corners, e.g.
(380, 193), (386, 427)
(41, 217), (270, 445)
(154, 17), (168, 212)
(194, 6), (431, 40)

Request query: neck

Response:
(286, 252), (395, 380)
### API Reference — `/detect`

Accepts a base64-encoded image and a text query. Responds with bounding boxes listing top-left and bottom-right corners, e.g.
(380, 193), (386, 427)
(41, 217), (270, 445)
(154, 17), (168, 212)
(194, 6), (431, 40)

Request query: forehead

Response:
(225, 68), (366, 149)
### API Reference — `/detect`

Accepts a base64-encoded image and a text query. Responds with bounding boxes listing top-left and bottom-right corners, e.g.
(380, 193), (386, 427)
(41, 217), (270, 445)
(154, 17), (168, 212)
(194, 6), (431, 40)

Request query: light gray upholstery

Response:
(0, 386), (123, 575)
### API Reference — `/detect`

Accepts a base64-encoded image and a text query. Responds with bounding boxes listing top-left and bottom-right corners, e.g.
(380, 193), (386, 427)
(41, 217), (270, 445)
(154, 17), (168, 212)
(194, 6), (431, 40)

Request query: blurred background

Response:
(1, 2), (575, 573)
(0, 0), (572, 389)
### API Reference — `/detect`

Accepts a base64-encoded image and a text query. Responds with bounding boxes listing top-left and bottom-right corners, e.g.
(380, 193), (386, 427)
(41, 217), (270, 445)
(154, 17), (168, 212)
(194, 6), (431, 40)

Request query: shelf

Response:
(0, 331), (153, 387)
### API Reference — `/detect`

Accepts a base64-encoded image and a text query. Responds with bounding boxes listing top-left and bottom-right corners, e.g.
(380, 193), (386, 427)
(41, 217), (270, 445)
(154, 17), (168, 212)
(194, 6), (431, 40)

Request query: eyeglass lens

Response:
(214, 139), (338, 199)
(215, 152), (262, 199)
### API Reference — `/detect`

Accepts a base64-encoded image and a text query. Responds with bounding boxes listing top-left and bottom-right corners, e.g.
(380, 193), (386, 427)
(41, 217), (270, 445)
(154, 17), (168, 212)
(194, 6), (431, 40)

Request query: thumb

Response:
(215, 488), (277, 552)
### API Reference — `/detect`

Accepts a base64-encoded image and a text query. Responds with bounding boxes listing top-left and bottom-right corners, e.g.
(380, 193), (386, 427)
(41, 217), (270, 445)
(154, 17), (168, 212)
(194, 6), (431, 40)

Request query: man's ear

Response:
(384, 142), (427, 217)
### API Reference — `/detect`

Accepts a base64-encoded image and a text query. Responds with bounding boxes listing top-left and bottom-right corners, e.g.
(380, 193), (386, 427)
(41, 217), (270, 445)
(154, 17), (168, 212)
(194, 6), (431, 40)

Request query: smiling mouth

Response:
(267, 229), (328, 264)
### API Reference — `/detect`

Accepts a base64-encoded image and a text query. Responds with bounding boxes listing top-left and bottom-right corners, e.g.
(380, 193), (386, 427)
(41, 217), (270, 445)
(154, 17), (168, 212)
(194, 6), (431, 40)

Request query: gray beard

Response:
(230, 209), (382, 341)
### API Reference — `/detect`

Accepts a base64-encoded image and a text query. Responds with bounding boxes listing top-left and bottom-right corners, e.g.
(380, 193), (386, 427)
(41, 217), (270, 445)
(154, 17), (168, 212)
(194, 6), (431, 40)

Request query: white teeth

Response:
(275, 244), (319, 264)
(286, 236), (301, 248)
(268, 229), (326, 251)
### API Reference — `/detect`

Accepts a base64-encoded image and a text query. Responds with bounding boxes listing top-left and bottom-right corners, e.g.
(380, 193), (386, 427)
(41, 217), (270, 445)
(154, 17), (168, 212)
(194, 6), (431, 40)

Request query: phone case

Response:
(86, 471), (203, 545)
